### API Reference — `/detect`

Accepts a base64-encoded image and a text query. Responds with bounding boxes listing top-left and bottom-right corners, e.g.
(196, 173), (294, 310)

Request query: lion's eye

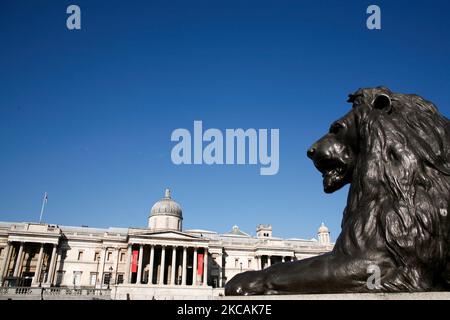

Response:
(330, 122), (344, 134)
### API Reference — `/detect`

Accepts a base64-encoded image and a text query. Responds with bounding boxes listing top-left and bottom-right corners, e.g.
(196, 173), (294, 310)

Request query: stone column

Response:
(32, 244), (44, 285)
(192, 247), (197, 286)
(181, 246), (187, 285)
(267, 255), (271, 267)
(114, 247), (120, 284)
(203, 248), (208, 286)
(45, 244), (57, 285)
(218, 253), (223, 287)
(148, 245), (154, 286)
(282, 256), (285, 263)
(125, 244), (132, 284)
(98, 247), (107, 288)
(159, 246), (166, 285)
(136, 244), (143, 284)
(256, 256), (261, 270)
(0, 242), (12, 284)
(13, 242), (24, 277)
(170, 246), (177, 285)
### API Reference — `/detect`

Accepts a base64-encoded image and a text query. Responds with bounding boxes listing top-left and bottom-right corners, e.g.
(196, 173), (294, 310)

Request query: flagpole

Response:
(39, 192), (47, 224)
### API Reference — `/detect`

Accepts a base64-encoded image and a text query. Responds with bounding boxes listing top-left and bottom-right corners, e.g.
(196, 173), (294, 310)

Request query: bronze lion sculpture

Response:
(225, 87), (450, 295)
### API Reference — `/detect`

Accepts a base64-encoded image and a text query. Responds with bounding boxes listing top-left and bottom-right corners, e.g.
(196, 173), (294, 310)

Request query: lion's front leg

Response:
(224, 270), (271, 296)
(225, 252), (385, 295)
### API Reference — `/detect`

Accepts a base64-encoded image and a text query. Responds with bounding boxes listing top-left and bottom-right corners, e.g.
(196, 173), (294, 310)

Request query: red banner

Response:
(197, 253), (204, 275)
(131, 250), (139, 273)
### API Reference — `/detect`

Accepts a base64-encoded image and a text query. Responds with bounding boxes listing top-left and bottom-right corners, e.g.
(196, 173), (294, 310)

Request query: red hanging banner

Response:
(197, 253), (204, 275)
(131, 250), (139, 273)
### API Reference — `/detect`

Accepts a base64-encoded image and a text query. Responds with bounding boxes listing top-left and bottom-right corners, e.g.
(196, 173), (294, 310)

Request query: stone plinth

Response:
(112, 285), (224, 300)
(217, 292), (450, 300)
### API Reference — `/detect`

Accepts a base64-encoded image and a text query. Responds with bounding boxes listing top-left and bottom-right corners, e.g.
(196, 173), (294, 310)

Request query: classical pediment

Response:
(129, 230), (207, 241)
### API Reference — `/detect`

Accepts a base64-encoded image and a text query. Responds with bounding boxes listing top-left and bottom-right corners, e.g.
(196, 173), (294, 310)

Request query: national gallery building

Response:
(0, 189), (333, 299)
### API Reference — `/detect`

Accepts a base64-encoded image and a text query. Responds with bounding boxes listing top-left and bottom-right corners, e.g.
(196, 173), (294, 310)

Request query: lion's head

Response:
(308, 87), (450, 289)
(308, 87), (450, 194)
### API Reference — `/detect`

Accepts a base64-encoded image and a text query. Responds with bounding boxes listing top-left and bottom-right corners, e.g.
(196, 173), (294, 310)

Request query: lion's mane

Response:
(337, 87), (450, 291)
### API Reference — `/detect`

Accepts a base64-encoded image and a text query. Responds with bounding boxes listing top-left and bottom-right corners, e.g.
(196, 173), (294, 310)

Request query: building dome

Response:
(148, 188), (183, 231)
(318, 222), (329, 234)
(150, 188), (182, 218)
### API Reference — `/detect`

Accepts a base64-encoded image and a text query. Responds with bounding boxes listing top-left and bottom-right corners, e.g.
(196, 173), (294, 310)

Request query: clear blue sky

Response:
(0, 0), (449, 241)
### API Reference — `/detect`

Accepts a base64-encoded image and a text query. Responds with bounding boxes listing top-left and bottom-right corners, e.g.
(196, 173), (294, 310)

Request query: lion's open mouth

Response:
(315, 159), (348, 193)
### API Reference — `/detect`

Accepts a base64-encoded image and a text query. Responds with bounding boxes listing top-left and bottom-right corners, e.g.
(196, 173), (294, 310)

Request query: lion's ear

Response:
(373, 94), (392, 113)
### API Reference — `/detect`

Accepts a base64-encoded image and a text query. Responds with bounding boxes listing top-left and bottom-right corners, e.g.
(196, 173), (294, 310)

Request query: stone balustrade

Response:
(0, 287), (111, 300)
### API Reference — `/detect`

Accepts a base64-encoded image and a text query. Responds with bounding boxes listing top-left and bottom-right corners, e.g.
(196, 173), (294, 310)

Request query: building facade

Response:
(0, 189), (333, 299)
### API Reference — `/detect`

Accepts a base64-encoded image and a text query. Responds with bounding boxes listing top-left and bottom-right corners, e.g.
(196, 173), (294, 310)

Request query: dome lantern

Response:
(317, 222), (330, 245)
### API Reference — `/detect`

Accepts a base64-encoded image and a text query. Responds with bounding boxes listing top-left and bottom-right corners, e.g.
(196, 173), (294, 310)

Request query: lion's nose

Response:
(307, 147), (316, 159)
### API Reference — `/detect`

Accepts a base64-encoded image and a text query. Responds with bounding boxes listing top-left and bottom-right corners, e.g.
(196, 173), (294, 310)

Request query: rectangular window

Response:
(120, 252), (125, 262)
(94, 252), (100, 261)
(116, 273), (124, 284)
(103, 273), (111, 285)
(77, 251), (83, 261)
(90, 273), (97, 286)
(73, 271), (82, 286)
(107, 251), (112, 261)
(0, 247), (3, 257)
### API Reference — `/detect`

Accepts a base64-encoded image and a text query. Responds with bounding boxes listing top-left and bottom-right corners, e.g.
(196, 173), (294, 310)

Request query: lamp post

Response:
(39, 262), (47, 288)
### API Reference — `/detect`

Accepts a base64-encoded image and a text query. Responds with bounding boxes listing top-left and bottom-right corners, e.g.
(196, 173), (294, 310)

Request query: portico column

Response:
(0, 242), (12, 284)
(45, 244), (57, 285)
(192, 247), (197, 286)
(159, 246), (166, 285)
(217, 253), (223, 287)
(148, 245), (154, 285)
(136, 244), (143, 284)
(256, 256), (261, 270)
(181, 247), (187, 285)
(32, 244), (44, 285)
(267, 255), (271, 267)
(13, 242), (24, 277)
(203, 248), (208, 286)
(125, 244), (132, 284)
(282, 256), (285, 263)
(170, 246), (176, 285)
